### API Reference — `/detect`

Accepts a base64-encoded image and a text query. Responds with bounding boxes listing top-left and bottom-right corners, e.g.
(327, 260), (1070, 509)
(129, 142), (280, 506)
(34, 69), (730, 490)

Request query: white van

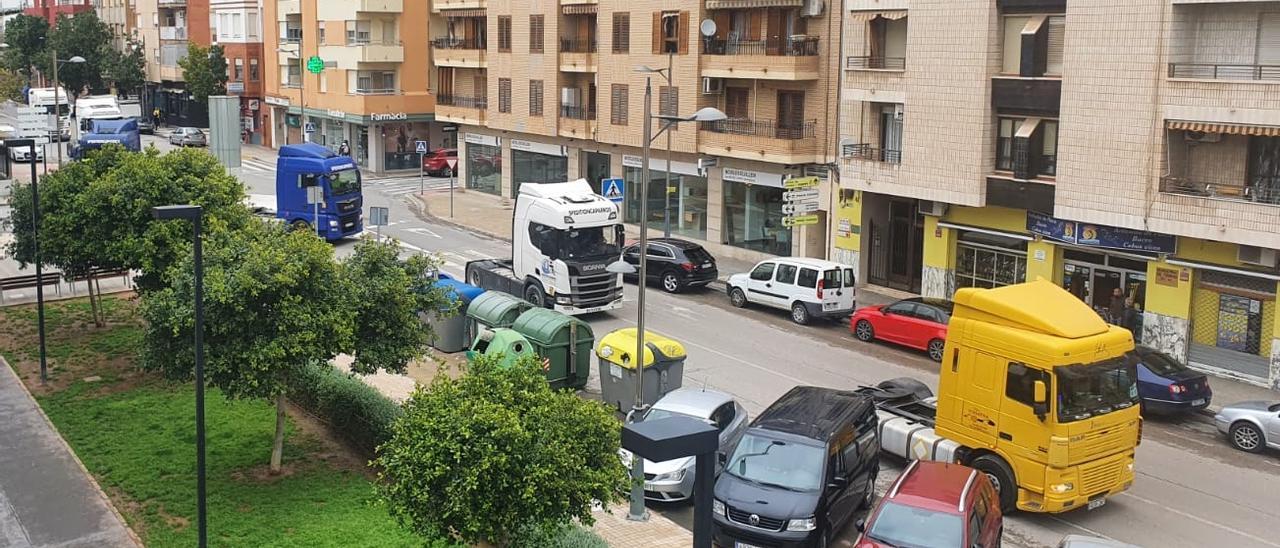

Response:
(726, 258), (856, 325)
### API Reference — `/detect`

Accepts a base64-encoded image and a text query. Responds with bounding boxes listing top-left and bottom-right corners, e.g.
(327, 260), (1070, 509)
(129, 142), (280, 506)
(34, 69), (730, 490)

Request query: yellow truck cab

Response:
(864, 280), (1140, 513)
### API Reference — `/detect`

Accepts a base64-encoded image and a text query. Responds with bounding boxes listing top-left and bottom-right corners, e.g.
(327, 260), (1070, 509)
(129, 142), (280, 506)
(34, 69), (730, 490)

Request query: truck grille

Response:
(1077, 421), (1137, 460)
(339, 213), (360, 232)
(337, 199), (359, 214)
(726, 505), (785, 532)
(1079, 458), (1123, 496)
(570, 272), (621, 308)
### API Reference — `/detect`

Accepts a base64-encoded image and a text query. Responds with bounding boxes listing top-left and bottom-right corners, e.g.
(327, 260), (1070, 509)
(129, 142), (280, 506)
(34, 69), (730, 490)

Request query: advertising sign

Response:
(1026, 211), (1176, 254)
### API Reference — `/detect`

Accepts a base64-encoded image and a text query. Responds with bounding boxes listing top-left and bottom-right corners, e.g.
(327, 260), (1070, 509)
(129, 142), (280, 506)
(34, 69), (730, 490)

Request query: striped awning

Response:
(849, 10), (908, 21)
(561, 4), (597, 14)
(707, 0), (802, 9)
(443, 8), (486, 18)
(1167, 120), (1280, 137)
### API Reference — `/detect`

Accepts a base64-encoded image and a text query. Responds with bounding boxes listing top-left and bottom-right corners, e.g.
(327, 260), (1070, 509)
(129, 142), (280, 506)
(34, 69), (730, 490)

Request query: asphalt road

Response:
(236, 150), (1280, 548)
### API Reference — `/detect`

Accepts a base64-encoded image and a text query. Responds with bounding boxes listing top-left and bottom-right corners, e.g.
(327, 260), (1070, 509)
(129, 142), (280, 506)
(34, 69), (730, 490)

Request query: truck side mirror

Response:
(1033, 380), (1048, 419)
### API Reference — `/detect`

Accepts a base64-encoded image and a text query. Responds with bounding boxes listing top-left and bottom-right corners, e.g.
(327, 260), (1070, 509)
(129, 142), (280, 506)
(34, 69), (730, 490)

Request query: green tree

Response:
(42, 12), (113, 99)
(107, 37), (146, 97)
(178, 43), (228, 104)
(376, 355), (628, 546)
(1, 14), (48, 80)
(0, 69), (27, 102)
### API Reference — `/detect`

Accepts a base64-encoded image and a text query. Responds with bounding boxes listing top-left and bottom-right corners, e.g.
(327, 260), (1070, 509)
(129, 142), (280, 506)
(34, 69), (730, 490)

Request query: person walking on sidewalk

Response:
(339, 140), (351, 157)
(153, 107), (162, 128)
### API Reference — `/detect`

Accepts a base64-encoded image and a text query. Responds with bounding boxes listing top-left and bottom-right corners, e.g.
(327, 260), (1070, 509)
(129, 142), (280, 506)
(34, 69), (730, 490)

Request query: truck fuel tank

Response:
(877, 410), (964, 463)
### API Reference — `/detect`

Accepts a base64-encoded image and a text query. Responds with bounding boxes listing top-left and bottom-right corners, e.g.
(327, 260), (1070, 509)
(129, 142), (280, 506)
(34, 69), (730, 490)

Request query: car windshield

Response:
(865, 502), (963, 548)
(724, 433), (825, 492)
(554, 225), (622, 260)
(328, 169), (361, 195)
(1138, 351), (1187, 377)
(643, 408), (700, 422)
(1057, 357), (1139, 422)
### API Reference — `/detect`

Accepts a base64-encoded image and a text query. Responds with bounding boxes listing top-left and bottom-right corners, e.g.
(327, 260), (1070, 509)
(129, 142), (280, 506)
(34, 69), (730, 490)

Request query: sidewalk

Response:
(0, 358), (140, 548)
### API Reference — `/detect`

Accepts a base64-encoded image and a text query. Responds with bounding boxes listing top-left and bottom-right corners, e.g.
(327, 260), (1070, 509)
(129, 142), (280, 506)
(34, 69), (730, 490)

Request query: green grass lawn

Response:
(0, 297), (442, 548)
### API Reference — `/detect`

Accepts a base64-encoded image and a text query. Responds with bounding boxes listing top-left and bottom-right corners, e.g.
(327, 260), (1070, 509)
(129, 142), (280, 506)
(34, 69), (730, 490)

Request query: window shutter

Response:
(614, 13), (630, 53)
(530, 15), (544, 53)
(611, 84), (628, 126)
(530, 80), (543, 116)
(1046, 15), (1065, 75)
(677, 11), (689, 54)
(749, 10), (763, 40)
(1258, 13), (1280, 64)
(499, 78), (511, 113)
(652, 12), (662, 54)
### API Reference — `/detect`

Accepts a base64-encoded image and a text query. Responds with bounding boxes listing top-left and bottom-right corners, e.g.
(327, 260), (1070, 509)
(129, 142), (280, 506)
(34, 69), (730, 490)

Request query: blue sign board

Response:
(415, 140), (429, 154)
(601, 177), (625, 204)
(1026, 211), (1176, 254)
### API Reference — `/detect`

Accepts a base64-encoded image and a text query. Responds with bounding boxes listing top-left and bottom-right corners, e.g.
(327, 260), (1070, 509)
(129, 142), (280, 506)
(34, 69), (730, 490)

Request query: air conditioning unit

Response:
(893, 104), (904, 121)
(917, 200), (947, 217)
(1184, 131), (1221, 144)
(1237, 245), (1279, 268)
(701, 77), (724, 95)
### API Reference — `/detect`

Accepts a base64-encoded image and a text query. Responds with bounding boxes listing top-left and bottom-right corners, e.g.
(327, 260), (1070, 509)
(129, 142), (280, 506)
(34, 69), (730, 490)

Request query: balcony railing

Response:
(559, 38), (597, 53)
(559, 105), (596, 120)
(283, 80), (301, 89)
(353, 87), (398, 95)
(846, 56), (905, 70)
(438, 94), (488, 109)
(700, 118), (816, 139)
(842, 143), (901, 164)
(1160, 175), (1280, 206)
(346, 38), (401, 46)
(1168, 63), (1280, 81)
(160, 26), (187, 40)
(282, 30), (302, 43)
(431, 37), (486, 50)
(701, 36), (819, 57)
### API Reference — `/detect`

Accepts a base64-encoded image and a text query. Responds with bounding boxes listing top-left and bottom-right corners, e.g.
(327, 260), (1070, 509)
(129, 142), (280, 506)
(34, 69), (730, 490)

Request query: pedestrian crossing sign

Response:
(602, 177), (625, 204)
(415, 140), (428, 154)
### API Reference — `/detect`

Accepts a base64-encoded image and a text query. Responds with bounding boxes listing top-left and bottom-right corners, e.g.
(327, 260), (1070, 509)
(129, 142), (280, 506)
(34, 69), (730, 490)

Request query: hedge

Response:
(287, 362), (403, 456)
(512, 523), (609, 548)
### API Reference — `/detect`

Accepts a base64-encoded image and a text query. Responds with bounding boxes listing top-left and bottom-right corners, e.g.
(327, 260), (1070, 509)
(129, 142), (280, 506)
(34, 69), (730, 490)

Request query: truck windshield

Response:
(555, 225), (620, 260)
(1057, 357), (1139, 422)
(328, 169), (361, 195)
(724, 433), (825, 492)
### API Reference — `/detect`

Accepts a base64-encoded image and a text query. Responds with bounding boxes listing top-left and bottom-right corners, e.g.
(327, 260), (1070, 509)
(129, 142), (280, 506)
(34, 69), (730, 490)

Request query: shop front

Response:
(381, 119), (435, 170)
(721, 167), (790, 257)
(511, 139), (569, 196)
(463, 133), (502, 195)
(622, 155), (709, 241)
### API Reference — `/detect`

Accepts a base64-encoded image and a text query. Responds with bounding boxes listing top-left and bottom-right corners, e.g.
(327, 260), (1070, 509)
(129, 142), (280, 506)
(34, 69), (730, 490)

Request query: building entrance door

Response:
(867, 197), (923, 292)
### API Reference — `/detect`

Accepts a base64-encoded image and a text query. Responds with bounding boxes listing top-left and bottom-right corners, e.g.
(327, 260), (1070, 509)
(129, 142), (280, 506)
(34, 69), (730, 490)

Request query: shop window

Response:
(498, 16), (512, 51)
(498, 78), (511, 113)
(530, 15), (544, 53)
(612, 13), (630, 53)
(957, 238), (1027, 290)
(623, 165), (708, 240)
(529, 80), (543, 117)
(511, 150), (569, 197)
(723, 181), (789, 256)
(611, 84), (628, 126)
(465, 142), (502, 195)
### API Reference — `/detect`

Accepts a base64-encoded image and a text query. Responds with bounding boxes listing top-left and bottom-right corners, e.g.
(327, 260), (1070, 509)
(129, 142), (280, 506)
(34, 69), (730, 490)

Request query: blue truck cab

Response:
(275, 143), (363, 240)
(70, 118), (141, 159)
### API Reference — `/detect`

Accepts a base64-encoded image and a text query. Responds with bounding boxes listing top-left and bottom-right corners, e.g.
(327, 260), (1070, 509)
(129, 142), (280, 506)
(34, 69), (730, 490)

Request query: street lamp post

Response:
(150, 205), (207, 548)
(51, 52), (87, 166)
(637, 59), (676, 238)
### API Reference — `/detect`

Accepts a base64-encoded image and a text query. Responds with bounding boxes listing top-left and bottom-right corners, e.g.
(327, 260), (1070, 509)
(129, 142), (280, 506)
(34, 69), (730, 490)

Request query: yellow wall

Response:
(1026, 240), (1064, 285)
(1145, 260), (1193, 319)
(943, 205), (1029, 234)
(924, 216), (957, 270)
(834, 191), (862, 252)
(1175, 237), (1248, 268)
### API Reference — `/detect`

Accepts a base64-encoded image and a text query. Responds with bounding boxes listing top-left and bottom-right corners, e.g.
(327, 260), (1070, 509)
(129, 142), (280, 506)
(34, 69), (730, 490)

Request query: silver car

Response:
(1057, 534), (1141, 548)
(168, 127), (207, 147)
(1215, 400), (1280, 453)
(620, 388), (748, 502)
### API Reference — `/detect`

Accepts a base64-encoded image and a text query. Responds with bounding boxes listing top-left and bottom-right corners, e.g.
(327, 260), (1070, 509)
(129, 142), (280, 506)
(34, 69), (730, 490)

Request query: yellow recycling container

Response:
(596, 328), (687, 412)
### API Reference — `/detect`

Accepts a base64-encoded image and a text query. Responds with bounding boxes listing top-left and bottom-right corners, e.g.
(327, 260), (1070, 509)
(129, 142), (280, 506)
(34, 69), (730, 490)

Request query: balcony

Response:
(701, 37), (820, 80)
(1161, 122), (1280, 207)
(842, 143), (900, 164)
(559, 38), (597, 73)
(277, 0), (300, 18)
(281, 29), (302, 45)
(436, 94), (487, 125)
(158, 0), (184, 6)
(319, 41), (404, 69)
(317, 0), (402, 21)
(1168, 63), (1280, 82)
(432, 38), (487, 68)
(846, 56), (905, 71)
(159, 26), (187, 41)
(991, 77), (1061, 115)
(558, 105), (595, 139)
(698, 118), (822, 164)
(431, 0), (486, 13)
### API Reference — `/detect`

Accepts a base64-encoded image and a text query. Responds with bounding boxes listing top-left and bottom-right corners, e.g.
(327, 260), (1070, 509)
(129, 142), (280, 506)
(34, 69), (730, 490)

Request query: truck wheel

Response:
(467, 268), (482, 287)
(290, 219), (310, 232)
(971, 454), (1017, 512)
(927, 339), (946, 362)
(524, 283), (548, 309)
(729, 287), (747, 308)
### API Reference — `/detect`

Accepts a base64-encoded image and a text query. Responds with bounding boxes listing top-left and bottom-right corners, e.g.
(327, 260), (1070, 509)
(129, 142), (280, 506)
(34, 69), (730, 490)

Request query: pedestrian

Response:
(1123, 298), (1143, 337)
(338, 139), (351, 156)
(1108, 287), (1125, 325)
(152, 107), (161, 128)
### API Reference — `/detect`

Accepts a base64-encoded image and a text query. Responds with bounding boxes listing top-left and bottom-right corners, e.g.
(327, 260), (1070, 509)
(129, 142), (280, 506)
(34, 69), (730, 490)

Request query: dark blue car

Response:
(1129, 346), (1212, 414)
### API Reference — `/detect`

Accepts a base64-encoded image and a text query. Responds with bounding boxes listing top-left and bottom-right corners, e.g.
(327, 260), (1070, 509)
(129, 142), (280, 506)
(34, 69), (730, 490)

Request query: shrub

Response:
(287, 362), (403, 456)
(511, 523), (608, 548)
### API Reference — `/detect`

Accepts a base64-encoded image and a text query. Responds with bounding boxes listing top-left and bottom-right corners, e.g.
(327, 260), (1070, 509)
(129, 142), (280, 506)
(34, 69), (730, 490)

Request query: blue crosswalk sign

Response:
(602, 178), (624, 204)
(415, 140), (429, 154)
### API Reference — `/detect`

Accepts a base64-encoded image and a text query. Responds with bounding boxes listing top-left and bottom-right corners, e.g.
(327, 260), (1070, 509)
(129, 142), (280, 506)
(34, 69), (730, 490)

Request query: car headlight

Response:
(712, 499), (725, 517)
(328, 220), (339, 228)
(652, 468), (686, 483)
(786, 517), (817, 532)
(1050, 482), (1074, 494)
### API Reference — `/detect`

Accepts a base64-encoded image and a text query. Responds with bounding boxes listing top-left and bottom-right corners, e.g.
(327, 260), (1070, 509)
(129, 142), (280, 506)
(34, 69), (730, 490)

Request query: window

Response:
(232, 12), (243, 38)
(647, 244), (673, 258)
(775, 263), (798, 284)
(249, 59), (259, 81)
(749, 262), (776, 281)
(530, 15), (544, 53)
(880, 104), (903, 163)
(996, 117), (1058, 178)
(612, 13), (630, 53)
(797, 268), (818, 288)
(529, 223), (558, 256)
(957, 241), (1027, 289)
(347, 20), (371, 44)
(884, 301), (917, 316)
(915, 305), (944, 323)
(1006, 362), (1050, 408)
(1002, 16), (1030, 74)
(498, 78), (511, 113)
(659, 86), (678, 131)
(247, 11), (260, 40)
(498, 16), (512, 51)
(710, 403), (736, 430)
(867, 15), (908, 69)
(233, 58), (243, 81)
(1002, 15), (1063, 76)
(529, 80), (543, 116)
(653, 11), (687, 54)
(610, 84), (628, 125)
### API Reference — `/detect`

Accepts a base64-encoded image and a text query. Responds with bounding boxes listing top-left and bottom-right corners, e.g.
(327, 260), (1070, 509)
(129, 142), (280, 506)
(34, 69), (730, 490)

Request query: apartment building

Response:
(837, 0), (1280, 388)
(437, 0), (841, 263)
(262, 0), (444, 172)
(136, 0), (211, 127)
(211, 0), (264, 143)
(25, 0), (94, 25)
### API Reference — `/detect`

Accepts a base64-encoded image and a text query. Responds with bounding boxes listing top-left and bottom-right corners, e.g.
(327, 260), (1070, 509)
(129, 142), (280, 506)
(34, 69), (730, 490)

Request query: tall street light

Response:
(52, 53), (86, 166)
(611, 74), (725, 522)
(636, 61), (674, 238)
(150, 205), (207, 548)
(277, 47), (304, 144)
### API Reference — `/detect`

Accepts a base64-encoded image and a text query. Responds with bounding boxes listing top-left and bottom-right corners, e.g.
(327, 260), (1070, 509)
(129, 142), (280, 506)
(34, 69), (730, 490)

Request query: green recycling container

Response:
(511, 308), (594, 390)
(466, 327), (535, 369)
(465, 291), (533, 344)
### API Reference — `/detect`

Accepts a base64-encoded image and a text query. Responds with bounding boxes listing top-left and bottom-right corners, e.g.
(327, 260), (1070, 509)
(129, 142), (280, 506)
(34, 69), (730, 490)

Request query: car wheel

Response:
(524, 283), (548, 309)
(854, 320), (875, 342)
(927, 339), (946, 362)
(729, 287), (747, 308)
(661, 271), (682, 293)
(791, 302), (811, 325)
(1229, 422), (1265, 453)
(971, 454), (1017, 512)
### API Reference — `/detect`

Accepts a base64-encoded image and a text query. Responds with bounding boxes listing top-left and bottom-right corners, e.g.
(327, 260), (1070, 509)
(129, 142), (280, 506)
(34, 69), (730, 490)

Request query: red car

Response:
(423, 148), (458, 176)
(851, 297), (953, 362)
(856, 461), (1004, 548)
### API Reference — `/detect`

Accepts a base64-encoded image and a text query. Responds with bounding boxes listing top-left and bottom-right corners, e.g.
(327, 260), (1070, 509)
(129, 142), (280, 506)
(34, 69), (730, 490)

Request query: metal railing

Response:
(559, 104), (596, 120)
(431, 37), (486, 50)
(1160, 175), (1280, 205)
(437, 94), (488, 109)
(846, 56), (905, 70)
(160, 27), (187, 40)
(353, 87), (398, 95)
(559, 38), (597, 53)
(1168, 63), (1280, 81)
(701, 36), (820, 57)
(842, 143), (901, 164)
(282, 30), (302, 44)
(346, 38), (401, 46)
(700, 118), (817, 140)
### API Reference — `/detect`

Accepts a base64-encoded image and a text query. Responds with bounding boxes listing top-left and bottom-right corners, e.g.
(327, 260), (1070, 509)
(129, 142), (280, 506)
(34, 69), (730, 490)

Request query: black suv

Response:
(621, 238), (718, 293)
(713, 386), (880, 548)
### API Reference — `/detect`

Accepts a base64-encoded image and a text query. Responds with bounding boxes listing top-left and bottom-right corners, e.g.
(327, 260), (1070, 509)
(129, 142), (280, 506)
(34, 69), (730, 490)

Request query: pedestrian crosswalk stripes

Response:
(242, 158), (275, 172)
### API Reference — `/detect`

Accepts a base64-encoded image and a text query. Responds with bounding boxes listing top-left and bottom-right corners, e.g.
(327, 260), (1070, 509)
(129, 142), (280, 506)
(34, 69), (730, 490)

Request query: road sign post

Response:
(306, 185), (323, 236)
(602, 178), (625, 205)
(370, 206), (389, 241)
(416, 140), (428, 195)
(782, 176), (822, 230)
(446, 157), (458, 217)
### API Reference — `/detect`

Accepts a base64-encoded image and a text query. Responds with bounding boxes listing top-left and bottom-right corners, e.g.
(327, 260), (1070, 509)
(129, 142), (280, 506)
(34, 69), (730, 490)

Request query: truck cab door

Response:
(998, 363), (1053, 483)
(944, 349), (1003, 445)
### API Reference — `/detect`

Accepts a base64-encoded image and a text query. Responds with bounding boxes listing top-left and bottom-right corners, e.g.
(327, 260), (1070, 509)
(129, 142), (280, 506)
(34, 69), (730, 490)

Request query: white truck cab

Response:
(26, 87), (71, 141)
(74, 96), (125, 133)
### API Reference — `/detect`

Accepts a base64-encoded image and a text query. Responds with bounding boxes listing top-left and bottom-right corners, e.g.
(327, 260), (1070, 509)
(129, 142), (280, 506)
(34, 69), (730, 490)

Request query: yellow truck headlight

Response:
(1050, 482), (1074, 494)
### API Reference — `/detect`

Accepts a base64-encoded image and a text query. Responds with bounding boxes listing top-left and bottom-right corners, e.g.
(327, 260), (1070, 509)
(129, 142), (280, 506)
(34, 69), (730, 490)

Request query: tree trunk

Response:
(86, 278), (102, 327)
(270, 392), (286, 474)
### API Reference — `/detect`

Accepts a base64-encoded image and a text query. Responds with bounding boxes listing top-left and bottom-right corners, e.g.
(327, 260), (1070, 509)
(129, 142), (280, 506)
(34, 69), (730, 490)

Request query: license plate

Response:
(643, 481), (656, 490)
(735, 543), (763, 548)
(703, 262), (713, 268)
(1087, 498), (1106, 511)
(1191, 398), (1206, 406)
(823, 301), (839, 310)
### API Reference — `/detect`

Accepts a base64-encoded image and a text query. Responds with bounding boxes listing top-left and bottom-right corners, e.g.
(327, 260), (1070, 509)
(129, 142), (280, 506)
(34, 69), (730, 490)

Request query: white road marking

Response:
(462, 249), (489, 259)
(1116, 491), (1280, 548)
(611, 313), (810, 386)
(406, 227), (442, 239)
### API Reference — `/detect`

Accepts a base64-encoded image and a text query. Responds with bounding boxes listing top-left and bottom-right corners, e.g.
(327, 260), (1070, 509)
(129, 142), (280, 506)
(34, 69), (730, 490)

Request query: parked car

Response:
(713, 386), (879, 548)
(7, 143), (44, 163)
(620, 238), (719, 293)
(135, 116), (155, 135)
(423, 148), (458, 176)
(851, 298), (953, 362)
(855, 461), (1003, 548)
(620, 388), (748, 502)
(1215, 400), (1280, 453)
(727, 258), (856, 325)
(168, 127), (207, 147)
(1126, 346), (1212, 414)
(1056, 534), (1141, 548)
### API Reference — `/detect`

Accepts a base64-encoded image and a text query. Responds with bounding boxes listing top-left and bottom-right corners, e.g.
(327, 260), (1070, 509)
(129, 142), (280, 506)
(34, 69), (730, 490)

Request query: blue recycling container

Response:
(421, 278), (486, 353)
